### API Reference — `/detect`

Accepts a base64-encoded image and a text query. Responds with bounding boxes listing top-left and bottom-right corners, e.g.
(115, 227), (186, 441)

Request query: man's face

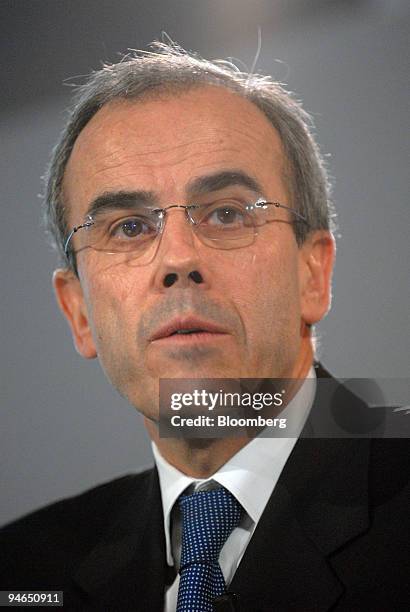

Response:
(55, 86), (333, 420)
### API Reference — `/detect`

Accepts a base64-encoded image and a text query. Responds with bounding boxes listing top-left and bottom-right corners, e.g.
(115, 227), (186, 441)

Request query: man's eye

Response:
(110, 217), (156, 239)
(205, 204), (246, 226)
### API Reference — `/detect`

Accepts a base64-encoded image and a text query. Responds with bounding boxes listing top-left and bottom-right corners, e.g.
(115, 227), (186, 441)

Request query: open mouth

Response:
(154, 328), (226, 345)
(150, 317), (228, 343)
(170, 328), (206, 336)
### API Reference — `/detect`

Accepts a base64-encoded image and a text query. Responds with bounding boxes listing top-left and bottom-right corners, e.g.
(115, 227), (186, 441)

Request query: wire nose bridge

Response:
(157, 203), (199, 225)
(156, 203), (201, 251)
(156, 203), (200, 240)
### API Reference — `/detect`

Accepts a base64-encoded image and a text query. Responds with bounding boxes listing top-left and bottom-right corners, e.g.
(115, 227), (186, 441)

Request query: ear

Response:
(53, 268), (97, 359)
(298, 230), (336, 325)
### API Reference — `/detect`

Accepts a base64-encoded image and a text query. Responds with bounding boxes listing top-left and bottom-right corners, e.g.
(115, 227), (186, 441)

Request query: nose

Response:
(153, 207), (207, 290)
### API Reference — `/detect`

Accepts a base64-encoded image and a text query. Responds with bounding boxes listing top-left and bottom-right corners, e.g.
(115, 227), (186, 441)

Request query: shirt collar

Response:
(152, 366), (316, 566)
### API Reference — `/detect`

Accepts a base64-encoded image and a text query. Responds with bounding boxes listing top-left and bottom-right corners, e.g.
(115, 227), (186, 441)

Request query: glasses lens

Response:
(191, 200), (255, 249)
(78, 211), (160, 258)
(69, 210), (163, 266)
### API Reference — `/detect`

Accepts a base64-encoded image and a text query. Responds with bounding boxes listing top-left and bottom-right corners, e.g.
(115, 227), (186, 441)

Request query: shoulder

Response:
(0, 468), (156, 589)
(345, 439), (410, 605)
(1, 468), (155, 537)
(368, 438), (410, 512)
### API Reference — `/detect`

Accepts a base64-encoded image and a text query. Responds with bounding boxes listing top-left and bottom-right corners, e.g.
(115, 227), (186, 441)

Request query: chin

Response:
(148, 356), (240, 380)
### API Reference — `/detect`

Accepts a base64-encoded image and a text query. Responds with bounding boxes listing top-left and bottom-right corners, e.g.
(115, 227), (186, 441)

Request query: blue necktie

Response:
(176, 487), (242, 612)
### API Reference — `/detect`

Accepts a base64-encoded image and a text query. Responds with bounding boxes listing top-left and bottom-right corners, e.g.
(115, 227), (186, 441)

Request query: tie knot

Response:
(178, 487), (242, 569)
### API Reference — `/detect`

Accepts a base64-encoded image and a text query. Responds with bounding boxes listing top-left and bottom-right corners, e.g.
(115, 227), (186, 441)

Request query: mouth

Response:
(170, 328), (206, 335)
(150, 318), (228, 343)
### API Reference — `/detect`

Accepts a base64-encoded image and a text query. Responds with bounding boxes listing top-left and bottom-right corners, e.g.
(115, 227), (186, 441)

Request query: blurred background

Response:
(1, 0), (409, 525)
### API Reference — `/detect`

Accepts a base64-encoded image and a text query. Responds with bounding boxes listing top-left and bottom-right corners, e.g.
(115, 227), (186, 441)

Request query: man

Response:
(1, 42), (409, 611)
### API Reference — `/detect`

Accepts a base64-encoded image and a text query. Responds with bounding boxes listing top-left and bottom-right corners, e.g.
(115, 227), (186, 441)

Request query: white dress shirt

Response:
(152, 367), (316, 612)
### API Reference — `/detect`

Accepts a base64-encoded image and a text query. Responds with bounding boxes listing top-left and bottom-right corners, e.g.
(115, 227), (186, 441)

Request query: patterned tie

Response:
(176, 487), (242, 612)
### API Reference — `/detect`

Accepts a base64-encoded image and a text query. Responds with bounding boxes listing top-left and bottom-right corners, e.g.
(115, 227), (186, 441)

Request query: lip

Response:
(150, 316), (229, 342)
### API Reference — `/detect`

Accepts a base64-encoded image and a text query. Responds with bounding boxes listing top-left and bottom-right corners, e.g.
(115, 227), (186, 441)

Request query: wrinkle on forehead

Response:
(69, 86), (284, 163)
(77, 127), (274, 169)
(63, 86), (289, 222)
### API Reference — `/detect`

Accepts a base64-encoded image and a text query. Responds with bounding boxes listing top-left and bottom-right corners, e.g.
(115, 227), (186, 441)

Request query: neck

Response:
(146, 338), (313, 478)
(146, 427), (251, 478)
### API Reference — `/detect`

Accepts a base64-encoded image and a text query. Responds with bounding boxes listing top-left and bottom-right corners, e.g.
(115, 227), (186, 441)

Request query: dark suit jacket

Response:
(1, 366), (409, 611)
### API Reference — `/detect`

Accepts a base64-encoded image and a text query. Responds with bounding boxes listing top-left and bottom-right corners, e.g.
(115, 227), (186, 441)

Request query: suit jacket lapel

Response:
(230, 369), (371, 611)
(69, 468), (169, 610)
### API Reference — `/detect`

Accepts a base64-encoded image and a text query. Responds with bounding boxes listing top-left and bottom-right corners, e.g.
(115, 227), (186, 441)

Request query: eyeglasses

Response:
(64, 197), (308, 267)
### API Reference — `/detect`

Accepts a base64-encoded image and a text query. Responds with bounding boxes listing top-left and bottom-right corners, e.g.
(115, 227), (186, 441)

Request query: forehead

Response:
(63, 86), (289, 221)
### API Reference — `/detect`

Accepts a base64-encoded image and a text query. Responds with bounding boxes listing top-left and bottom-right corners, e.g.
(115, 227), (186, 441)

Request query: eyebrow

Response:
(85, 190), (158, 219)
(186, 170), (265, 199)
(84, 169), (265, 218)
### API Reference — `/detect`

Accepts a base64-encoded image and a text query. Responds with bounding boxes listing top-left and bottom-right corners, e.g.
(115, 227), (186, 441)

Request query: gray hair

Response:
(43, 41), (335, 268)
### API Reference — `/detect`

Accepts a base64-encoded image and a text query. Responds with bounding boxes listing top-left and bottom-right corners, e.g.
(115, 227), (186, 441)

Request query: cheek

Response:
(81, 266), (144, 362)
(233, 242), (301, 348)
(83, 272), (153, 405)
